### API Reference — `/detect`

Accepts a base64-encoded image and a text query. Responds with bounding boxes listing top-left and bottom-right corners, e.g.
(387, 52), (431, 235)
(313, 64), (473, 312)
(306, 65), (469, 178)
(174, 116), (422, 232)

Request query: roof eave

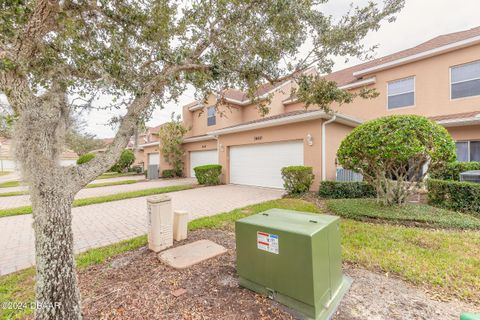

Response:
(208, 111), (362, 136)
(353, 35), (480, 77)
(436, 117), (480, 127)
(183, 135), (217, 143)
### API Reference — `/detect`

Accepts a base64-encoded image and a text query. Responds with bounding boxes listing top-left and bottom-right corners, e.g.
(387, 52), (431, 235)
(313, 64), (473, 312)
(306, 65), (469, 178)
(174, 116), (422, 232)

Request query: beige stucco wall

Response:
(331, 44), (480, 120)
(446, 125), (480, 141)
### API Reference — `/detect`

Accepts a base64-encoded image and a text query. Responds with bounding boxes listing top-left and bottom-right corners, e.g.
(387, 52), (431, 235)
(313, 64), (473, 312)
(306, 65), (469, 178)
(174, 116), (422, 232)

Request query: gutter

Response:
(322, 114), (336, 181)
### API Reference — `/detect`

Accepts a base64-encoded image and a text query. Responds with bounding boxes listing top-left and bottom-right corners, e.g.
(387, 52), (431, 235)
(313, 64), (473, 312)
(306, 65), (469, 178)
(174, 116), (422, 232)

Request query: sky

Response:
(77, 0), (480, 138)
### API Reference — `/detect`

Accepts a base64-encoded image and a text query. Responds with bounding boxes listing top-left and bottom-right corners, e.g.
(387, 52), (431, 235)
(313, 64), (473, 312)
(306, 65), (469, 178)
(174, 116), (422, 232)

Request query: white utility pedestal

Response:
(173, 210), (189, 241)
(147, 195), (173, 252)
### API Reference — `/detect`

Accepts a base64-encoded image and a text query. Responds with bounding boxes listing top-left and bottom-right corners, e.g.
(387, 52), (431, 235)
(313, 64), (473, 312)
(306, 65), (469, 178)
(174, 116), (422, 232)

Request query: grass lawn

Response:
(96, 172), (143, 179)
(0, 181), (20, 188)
(0, 171), (12, 177)
(0, 190), (28, 197)
(1, 198), (479, 319)
(0, 179), (142, 197)
(86, 179), (140, 188)
(326, 198), (480, 230)
(0, 184), (194, 218)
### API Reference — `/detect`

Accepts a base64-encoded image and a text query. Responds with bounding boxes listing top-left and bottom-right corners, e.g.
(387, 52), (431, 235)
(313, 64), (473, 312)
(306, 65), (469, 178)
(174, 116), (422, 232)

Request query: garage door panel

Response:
(148, 153), (160, 165)
(190, 150), (218, 177)
(230, 141), (304, 188)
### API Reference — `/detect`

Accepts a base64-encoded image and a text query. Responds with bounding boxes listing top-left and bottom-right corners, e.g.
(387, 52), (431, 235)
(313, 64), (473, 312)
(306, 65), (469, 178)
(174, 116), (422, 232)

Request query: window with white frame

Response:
(387, 77), (415, 109)
(456, 141), (480, 162)
(207, 106), (216, 126)
(451, 60), (480, 99)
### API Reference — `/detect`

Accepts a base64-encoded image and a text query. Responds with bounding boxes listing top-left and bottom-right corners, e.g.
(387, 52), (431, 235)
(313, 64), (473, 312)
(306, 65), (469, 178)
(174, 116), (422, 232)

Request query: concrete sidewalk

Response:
(0, 184), (283, 275)
(0, 178), (196, 209)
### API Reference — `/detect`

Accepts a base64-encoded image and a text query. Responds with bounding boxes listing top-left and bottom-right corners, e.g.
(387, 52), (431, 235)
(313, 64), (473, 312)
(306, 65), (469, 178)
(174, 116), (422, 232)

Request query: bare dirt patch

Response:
(78, 229), (479, 320)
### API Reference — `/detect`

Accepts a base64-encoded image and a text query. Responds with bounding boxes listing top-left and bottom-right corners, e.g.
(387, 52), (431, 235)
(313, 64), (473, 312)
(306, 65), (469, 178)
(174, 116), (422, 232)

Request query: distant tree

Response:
(159, 114), (188, 176)
(66, 131), (105, 156)
(76, 153), (95, 165)
(110, 149), (135, 173)
(0, 0), (404, 318)
(337, 115), (456, 205)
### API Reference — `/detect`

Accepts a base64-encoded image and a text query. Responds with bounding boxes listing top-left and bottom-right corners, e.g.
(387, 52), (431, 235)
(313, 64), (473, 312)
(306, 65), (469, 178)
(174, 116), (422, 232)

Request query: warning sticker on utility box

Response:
(257, 231), (279, 254)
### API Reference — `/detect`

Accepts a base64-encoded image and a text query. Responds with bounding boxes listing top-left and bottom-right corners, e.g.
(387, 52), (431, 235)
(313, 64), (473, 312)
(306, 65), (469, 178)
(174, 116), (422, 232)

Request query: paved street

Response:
(0, 184), (283, 275)
(0, 178), (196, 209)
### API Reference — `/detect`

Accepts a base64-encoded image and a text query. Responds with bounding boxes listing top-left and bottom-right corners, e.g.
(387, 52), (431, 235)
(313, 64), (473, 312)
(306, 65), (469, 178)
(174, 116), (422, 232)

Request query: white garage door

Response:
(148, 153), (160, 166)
(230, 140), (304, 188)
(190, 150), (218, 177)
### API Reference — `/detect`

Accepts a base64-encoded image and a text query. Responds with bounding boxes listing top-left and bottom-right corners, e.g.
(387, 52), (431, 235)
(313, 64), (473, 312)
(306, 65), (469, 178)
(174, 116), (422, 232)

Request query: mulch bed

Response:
(79, 229), (479, 320)
(80, 229), (293, 320)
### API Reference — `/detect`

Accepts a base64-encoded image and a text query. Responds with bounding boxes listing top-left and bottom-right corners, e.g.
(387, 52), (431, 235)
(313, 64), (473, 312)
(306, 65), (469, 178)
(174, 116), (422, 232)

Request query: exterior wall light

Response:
(306, 134), (313, 146)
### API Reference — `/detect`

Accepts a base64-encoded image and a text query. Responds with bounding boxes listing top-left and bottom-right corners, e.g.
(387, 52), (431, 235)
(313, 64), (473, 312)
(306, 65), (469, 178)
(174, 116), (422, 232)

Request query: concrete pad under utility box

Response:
(158, 240), (227, 269)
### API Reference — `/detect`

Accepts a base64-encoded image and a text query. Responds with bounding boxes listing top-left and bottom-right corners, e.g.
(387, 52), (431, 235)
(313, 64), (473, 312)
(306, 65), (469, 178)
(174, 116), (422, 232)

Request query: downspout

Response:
(321, 114), (336, 181)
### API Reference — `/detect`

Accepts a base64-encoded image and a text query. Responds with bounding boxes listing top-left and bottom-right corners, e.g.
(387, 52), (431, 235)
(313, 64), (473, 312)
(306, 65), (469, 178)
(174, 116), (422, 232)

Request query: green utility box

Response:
(235, 209), (350, 320)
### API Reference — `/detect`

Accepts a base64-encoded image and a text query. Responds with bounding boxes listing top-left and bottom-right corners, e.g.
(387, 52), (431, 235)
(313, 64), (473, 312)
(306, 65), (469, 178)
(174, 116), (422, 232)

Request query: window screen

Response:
(451, 60), (480, 99)
(388, 77), (415, 109)
(470, 141), (480, 162)
(456, 142), (469, 162)
(207, 106), (216, 126)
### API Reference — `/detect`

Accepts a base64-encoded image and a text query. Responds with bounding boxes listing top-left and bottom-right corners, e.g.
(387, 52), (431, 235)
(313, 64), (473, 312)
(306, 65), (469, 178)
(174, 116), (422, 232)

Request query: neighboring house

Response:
(132, 125), (164, 171)
(180, 26), (480, 189)
(0, 137), (78, 169)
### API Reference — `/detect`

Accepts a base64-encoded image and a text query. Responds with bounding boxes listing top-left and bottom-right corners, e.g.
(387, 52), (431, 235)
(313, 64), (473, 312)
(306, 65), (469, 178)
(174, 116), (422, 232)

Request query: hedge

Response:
(162, 169), (175, 178)
(318, 181), (376, 199)
(427, 179), (480, 215)
(430, 161), (480, 181)
(76, 153), (95, 165)
(281, 166), (314, 194)
(193, 164), (222, 185)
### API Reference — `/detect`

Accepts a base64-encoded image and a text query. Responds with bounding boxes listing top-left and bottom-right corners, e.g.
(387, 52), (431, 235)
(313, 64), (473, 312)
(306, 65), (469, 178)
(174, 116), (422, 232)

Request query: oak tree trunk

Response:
(14, 98), (83, 319)
(30, 190), (81, 320)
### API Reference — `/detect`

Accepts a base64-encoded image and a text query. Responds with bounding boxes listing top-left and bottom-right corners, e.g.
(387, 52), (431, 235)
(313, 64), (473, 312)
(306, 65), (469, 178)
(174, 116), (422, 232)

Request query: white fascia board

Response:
(436, 117), (480, 127)
(208, 111), (327, 135)
(183, 135), (216, 143)
(339, 77), (376, 90)
(188, 103), (204, 111)
(138, 141), (159, 148)
(353, 35), (480, 77)
(208, 111), (362, 136)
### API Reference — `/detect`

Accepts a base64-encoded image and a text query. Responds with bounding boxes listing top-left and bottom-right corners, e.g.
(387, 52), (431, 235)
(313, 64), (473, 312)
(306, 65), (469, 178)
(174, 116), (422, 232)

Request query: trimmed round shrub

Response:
(337, 115), (456, 205)
(162, 169), (175, 178)
(194, 164), (222, 185)
(281, 166), (314, 194)
(318, 181), (376, 199)
(76, 153), (95, 165)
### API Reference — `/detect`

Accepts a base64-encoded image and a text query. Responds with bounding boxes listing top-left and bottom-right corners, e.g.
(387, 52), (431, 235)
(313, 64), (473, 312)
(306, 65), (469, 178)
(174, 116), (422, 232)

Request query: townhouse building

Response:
(143, 26), (480, 189)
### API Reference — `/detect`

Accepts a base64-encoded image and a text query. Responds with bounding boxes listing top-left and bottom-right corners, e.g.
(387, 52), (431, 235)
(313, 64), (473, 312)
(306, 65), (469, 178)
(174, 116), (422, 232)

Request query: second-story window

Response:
(207, 106), (216, 126)
(387, 76), (415, 109)
(451, 60), (480, 100)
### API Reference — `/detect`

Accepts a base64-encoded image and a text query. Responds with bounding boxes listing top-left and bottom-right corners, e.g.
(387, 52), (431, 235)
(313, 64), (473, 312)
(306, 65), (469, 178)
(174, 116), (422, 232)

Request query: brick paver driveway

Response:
(0, 185), (283, 275)
(0, 178), (195, 209)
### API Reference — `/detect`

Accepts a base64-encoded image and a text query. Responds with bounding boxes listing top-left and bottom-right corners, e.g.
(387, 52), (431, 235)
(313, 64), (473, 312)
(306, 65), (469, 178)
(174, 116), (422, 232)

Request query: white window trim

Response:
(386, 76), (416, 110)
(450, 59), (480, 101)
(456, 140), (480, 162)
